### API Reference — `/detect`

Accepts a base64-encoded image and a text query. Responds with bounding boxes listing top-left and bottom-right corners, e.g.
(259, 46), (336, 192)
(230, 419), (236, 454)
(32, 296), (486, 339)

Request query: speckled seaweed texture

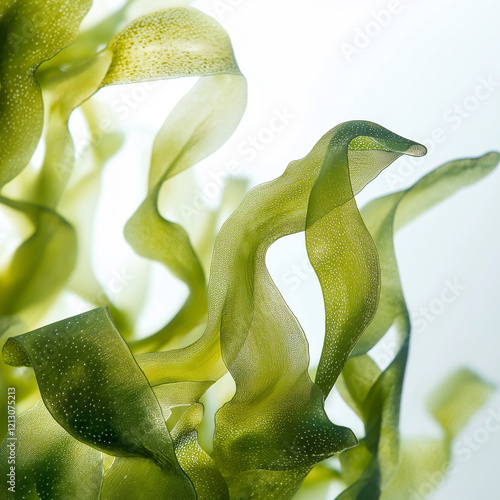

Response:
(0, 0), (92, 186)
(0, 3), (498, 500)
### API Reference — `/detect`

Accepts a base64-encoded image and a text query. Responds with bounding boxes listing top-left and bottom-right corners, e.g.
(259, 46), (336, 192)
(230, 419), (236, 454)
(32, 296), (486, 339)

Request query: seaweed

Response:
(0, 2), (497, 499)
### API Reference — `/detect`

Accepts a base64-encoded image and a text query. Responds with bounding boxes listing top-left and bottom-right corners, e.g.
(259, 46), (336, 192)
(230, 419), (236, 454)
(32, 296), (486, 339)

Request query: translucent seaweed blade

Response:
(2, 307), (196, 497)
(0, 0), (92, 187)
(337, 151), (500, 498)
(0, 196), (77, 318)
(33, 52), (113, 208)
(307, 124), (426, 398)
(137, 121), (423, 388)
(171, 404), (230, 500)
(103, 7), (248, 351)
(382, 369), (495, 499)
(0, 400), (103, 499)
(427, 369), (495, 442)
(207, 121), (425, 497)
(100, 7), (240, 86)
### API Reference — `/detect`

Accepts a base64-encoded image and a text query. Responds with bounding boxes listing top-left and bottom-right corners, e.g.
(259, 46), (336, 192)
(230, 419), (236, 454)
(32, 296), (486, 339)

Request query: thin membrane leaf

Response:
(36, 0), (135, 81)
(427, 369), (495, 441)
(306, 133), (424, 397)
(0, 317), (37, 439)
(100, 456), (187, 500)
(100, 8), (240, 86)
(0, 399), (103, 499)
(0, 196), (77, 318)
(204, 122), (425, 497)
(171, 404), (230, 500)
(336, 152), (500, 498)
(2, 8), (247, 496)
(4, 6), (246, 347)
(2, 307), (196, 498)
(127, 74), (247, 352)
(138, 122), (424, 388)
(33, 53), (113, 208)
(118, 8), (246, 351)
(0, 0), (91, 186)
(381, 369), (494, 499)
